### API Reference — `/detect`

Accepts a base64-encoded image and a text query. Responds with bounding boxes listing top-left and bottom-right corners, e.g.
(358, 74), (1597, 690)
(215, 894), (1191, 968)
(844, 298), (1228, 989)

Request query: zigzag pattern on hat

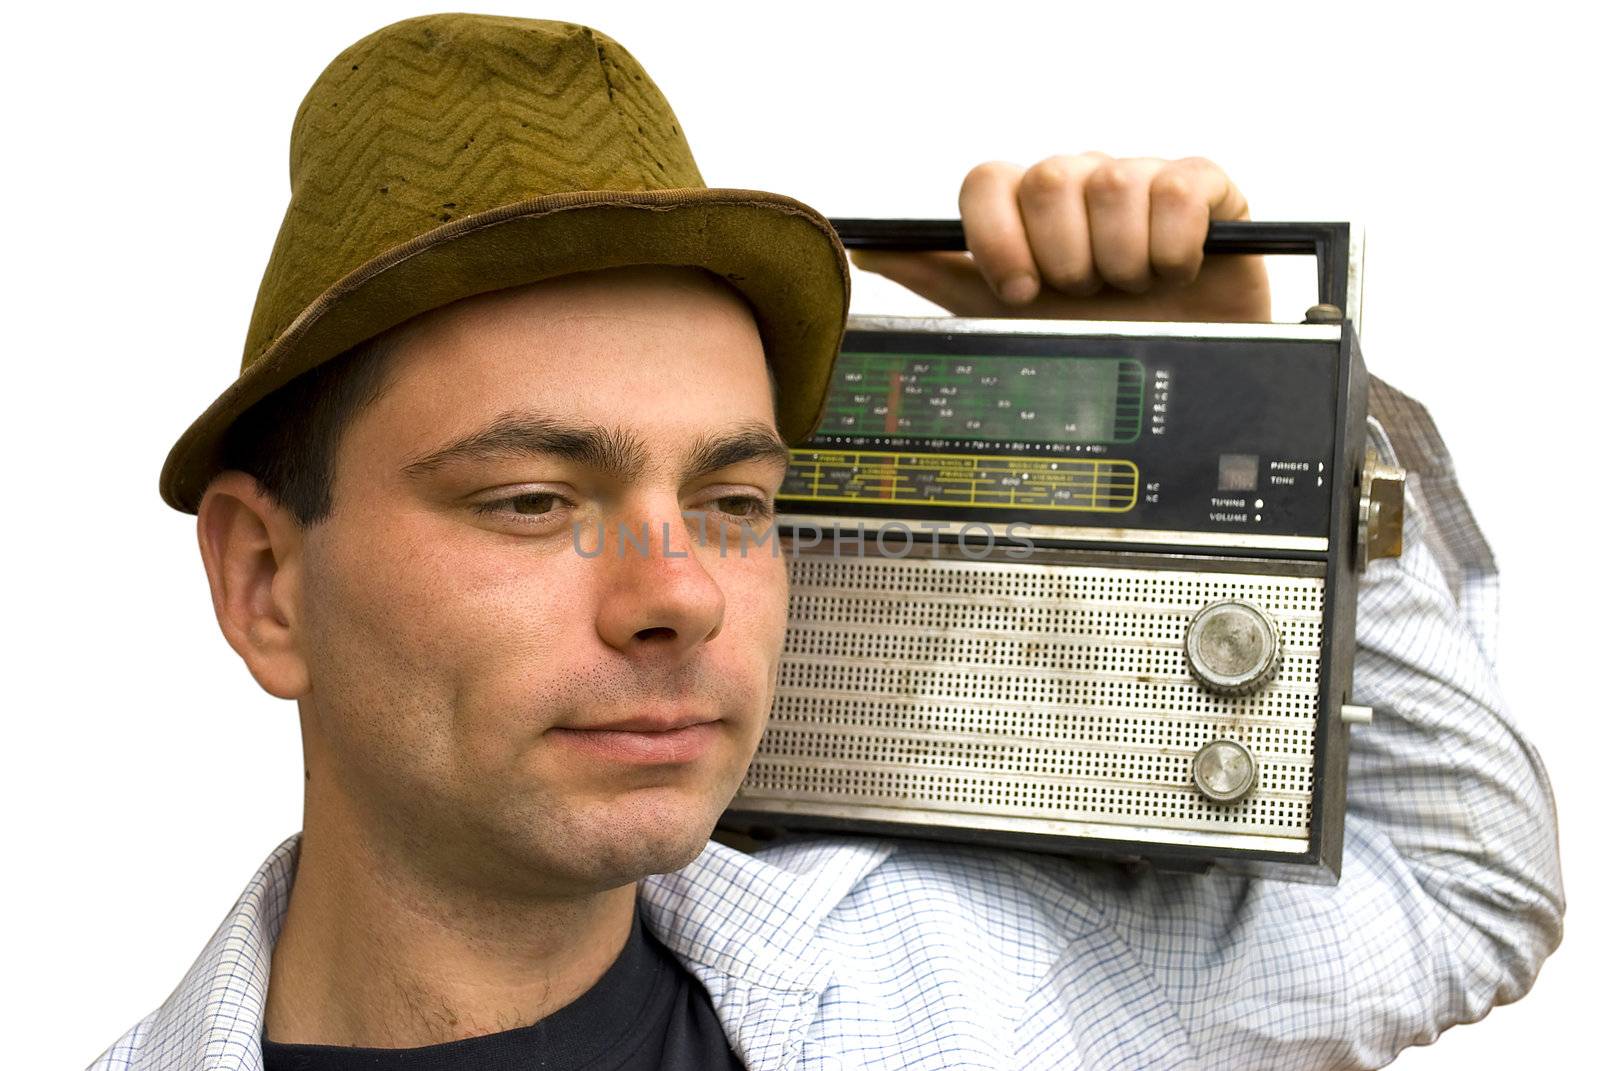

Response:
(245, 14), (704, 370)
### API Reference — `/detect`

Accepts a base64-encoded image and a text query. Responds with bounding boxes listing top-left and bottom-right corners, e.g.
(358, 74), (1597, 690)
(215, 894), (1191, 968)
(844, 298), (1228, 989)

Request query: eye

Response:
(693, 493), (776, 528)
(472, 491), (573, 525)
(711, 494), (772, 519)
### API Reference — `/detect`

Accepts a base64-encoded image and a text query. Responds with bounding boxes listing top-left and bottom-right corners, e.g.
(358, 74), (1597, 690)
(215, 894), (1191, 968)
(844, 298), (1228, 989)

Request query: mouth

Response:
(574, 713), (720, 733)
(548, 715), (721, 764)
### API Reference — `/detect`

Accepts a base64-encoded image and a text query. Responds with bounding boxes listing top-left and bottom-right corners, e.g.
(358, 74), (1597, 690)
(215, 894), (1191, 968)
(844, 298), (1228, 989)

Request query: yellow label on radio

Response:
(781, 449), (1139, 512)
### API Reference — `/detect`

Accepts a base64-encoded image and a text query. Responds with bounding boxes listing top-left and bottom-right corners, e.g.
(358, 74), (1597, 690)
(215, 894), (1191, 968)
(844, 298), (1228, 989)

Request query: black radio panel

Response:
(784, 332), (1338, 540)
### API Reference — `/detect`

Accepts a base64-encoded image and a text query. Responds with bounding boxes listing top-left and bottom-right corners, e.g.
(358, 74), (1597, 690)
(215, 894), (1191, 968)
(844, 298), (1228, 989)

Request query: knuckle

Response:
(1018, 156), (1081, 199)
(1085, 160), (1139, 198)
(961, 160), (1019, 196)
(1175, 154), (1221, 176)
(1148, 169), (1195, 206)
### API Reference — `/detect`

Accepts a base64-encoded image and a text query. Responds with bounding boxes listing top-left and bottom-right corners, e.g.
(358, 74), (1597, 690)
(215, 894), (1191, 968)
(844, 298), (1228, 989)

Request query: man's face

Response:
(295, 266), (790, 898)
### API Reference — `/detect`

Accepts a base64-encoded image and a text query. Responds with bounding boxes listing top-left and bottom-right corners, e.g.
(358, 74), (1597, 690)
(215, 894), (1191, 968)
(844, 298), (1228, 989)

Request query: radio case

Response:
(720, 221), (1399, 882)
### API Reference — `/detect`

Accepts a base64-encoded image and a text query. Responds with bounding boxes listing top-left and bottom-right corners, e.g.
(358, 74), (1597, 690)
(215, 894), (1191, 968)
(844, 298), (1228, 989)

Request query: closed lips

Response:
(566, 716), (717, 732)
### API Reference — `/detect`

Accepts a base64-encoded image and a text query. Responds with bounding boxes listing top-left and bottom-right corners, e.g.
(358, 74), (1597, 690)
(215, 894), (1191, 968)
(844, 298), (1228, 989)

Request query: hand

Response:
(851, 154), (1271, 323)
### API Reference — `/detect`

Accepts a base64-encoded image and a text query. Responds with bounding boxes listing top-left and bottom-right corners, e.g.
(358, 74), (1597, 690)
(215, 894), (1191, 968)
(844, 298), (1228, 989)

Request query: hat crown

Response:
(251, 13), (703, 371)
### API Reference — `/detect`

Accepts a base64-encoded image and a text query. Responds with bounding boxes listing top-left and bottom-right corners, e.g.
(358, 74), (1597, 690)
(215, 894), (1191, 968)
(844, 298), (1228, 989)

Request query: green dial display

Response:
(815, 352), (1144, 444)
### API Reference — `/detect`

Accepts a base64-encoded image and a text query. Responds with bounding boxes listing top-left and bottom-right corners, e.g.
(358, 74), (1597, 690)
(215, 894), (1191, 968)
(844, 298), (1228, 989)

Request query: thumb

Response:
(849, 250), (1013, 316)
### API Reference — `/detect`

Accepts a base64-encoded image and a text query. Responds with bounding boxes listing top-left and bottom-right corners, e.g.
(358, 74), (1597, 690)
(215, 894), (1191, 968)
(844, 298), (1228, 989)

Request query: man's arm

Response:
(856, 157), (1564, 1066)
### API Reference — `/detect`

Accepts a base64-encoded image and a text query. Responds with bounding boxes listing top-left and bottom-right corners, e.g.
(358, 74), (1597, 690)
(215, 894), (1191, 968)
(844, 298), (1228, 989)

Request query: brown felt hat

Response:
(159, 12), (850, 513)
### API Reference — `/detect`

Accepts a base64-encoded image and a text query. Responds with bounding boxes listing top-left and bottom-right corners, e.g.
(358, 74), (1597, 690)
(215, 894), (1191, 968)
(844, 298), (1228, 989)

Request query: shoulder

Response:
(767, 836), (1111, 979)
(86, 1012), (157, 1071)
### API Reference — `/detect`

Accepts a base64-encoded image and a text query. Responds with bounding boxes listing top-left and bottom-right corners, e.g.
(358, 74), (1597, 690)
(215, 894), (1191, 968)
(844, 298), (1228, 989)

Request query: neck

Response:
(263, 801), (636, 1048)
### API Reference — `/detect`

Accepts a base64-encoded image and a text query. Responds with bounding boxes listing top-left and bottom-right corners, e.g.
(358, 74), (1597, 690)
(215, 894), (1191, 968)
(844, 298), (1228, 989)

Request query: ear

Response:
(196, 471), (312, 699)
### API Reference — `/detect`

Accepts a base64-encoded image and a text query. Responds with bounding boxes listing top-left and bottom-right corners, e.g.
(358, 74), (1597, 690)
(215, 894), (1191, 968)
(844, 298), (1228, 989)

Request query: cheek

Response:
(704, 542), (790, 689)
(302, 519), (595, 774)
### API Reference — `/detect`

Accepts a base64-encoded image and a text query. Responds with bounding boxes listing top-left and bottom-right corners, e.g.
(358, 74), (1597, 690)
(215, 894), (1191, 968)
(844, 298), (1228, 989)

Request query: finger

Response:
(1083, 157), (1166, 292)
(848, 249), (1011, 317)
(957, 161), (1040, 306)
(1016, 154), (1104, 297)
(1148, 157), (1250, 285)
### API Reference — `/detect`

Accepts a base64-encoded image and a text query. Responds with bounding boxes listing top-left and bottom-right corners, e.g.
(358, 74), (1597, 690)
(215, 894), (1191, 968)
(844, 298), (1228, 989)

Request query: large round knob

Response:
(1192, 739), (1257, 803)
(1184, 600), (1281, 695)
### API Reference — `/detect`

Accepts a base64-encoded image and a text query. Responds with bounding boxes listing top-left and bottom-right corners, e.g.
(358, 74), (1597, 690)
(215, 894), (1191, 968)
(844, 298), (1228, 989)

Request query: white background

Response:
(3, 2), (1591, 1066)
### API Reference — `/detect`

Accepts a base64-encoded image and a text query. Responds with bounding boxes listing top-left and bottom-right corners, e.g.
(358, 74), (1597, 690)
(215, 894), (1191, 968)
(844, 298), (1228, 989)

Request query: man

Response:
(91, 12), (1562, 1070)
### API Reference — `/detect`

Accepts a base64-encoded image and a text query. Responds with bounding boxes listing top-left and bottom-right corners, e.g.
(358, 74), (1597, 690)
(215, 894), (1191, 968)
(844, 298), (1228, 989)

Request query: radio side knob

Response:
(1192, 739), (1257, 803)
(1184, 600), (1281, 695)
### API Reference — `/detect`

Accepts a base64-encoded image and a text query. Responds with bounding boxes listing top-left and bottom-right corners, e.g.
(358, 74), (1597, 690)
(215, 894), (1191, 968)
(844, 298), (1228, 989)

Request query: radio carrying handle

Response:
(828, 219), (1353, 316)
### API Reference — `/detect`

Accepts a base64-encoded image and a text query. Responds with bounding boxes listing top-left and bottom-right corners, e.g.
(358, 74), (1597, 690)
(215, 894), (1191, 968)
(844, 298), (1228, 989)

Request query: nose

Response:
(591, 504), (726, 658)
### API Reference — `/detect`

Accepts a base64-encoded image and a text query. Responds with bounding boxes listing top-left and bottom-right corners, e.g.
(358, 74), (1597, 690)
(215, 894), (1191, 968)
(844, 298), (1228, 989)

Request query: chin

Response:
(557, 787), (727, 885)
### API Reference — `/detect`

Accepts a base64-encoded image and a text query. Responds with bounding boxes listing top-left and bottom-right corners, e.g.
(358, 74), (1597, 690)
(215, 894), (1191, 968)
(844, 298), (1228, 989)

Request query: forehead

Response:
(356, 266), (774, 457)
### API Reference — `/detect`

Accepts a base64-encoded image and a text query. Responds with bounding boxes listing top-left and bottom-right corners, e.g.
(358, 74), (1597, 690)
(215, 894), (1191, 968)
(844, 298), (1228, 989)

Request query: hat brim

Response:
(159, 187), (850, 513)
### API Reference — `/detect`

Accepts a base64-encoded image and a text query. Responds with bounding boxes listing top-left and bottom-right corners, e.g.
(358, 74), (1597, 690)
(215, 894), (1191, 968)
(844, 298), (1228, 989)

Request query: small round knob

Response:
(1192, 739), (1256, 803)
(1184, 600), (1281, 695)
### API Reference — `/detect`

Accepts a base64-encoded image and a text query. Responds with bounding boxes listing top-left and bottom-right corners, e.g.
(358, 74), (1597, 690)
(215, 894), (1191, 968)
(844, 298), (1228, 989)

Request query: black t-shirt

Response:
(261, 909), (743, 1070)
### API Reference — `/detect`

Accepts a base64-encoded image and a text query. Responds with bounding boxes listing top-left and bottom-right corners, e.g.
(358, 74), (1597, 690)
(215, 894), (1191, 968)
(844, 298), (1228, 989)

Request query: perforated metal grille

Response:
(736, 552), (1325, 847)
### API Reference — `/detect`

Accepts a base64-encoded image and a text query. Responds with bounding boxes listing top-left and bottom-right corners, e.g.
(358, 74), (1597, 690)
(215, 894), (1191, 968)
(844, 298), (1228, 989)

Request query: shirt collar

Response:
(135, 833), (298, 1071)
(131, 831), (894, 1071)
(638, 835), (897, 1069)
(639, 835), (894, 991)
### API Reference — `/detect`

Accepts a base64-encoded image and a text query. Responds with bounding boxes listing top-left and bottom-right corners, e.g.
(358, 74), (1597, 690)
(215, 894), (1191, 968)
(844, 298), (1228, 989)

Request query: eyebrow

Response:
(681, 424), (792, 481)
(400, 410), (790, 483)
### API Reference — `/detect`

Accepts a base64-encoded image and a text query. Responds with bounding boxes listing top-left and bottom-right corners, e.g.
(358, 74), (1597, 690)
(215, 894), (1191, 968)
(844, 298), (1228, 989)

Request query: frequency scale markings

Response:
(781, 451), (1140, 512)
(817, 352), (1144, 443)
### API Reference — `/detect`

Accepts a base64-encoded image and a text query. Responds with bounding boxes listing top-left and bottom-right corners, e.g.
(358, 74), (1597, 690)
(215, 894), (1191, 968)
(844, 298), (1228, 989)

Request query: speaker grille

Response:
(735, 551), (1325, 849)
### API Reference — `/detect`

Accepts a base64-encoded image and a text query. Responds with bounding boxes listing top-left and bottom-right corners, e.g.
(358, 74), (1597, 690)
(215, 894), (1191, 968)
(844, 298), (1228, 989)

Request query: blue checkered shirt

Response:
(90, 381), (1563, 1070)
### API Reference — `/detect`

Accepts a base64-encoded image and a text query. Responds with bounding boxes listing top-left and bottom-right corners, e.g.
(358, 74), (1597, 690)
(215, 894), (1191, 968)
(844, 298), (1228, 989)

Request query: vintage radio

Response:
(720, 221), (1405, 881)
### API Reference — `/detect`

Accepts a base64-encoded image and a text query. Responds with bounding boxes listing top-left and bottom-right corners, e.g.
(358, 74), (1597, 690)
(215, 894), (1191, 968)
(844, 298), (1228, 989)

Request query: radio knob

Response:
(1184, 600), (1281, 695)
(1192, 739), (1257, 803)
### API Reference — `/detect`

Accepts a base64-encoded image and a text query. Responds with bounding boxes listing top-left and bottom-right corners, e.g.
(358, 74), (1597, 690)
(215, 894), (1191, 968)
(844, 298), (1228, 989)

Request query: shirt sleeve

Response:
(1022, 377), (1565, 1070)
